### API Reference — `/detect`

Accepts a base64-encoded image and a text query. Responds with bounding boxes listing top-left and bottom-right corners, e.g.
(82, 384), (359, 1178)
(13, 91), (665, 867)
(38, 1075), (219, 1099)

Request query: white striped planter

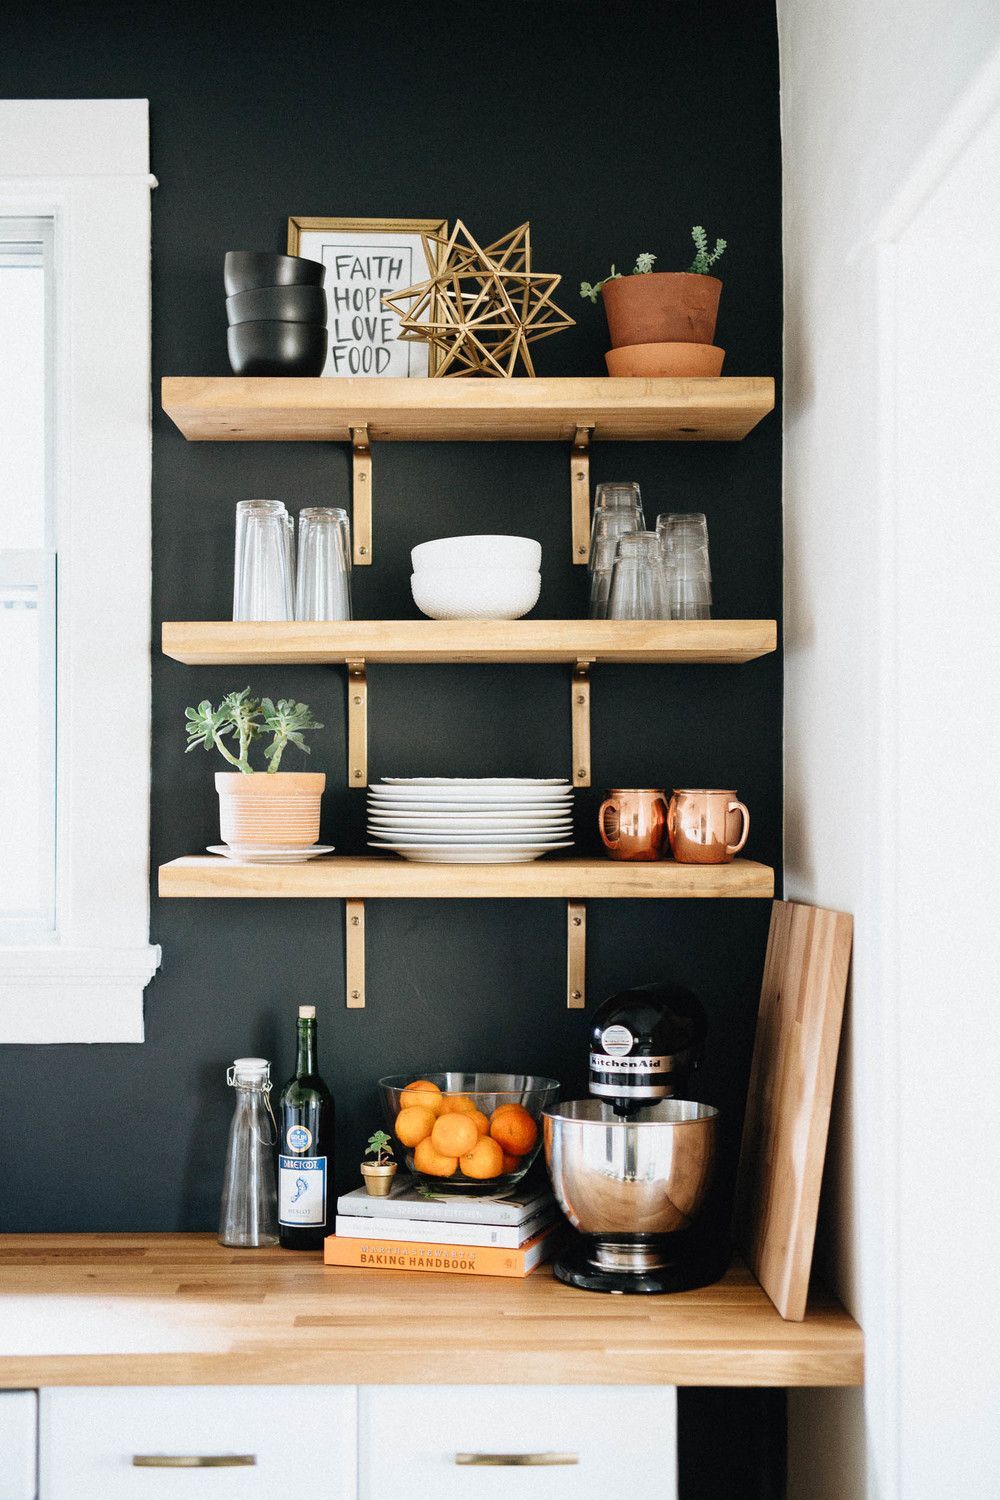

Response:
(215, 771), (326, 847)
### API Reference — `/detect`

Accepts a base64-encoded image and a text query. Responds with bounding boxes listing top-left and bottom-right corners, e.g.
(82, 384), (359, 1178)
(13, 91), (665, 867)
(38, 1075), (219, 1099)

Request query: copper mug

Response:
(598, 788), (668, 861)
(667, 789), (750, 864)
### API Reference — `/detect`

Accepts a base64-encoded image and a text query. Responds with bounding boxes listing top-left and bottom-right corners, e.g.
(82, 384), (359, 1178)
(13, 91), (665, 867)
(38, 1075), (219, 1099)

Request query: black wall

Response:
(0, 3), (783, 1493)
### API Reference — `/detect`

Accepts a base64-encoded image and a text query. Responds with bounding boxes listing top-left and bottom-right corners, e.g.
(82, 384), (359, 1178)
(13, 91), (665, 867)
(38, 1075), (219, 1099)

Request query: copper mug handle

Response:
(726, 800), (750, 855)
(598, 796), (621, 850)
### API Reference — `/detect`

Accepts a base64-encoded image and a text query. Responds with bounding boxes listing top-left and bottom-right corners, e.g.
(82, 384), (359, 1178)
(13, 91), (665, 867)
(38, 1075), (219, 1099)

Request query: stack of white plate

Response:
(367, 778), (574, 863)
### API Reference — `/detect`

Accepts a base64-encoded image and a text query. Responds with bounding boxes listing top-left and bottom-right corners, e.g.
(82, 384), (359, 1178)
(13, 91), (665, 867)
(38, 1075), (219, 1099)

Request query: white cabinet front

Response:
(39, 1386), (356, 1498)
(0, 1391), (38, 1500)
(358, 1385), (677, 1499)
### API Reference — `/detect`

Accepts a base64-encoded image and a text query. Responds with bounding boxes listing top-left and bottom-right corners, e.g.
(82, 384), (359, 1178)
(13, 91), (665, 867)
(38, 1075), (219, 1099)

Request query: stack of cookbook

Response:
(323, 1176), (560, 1278)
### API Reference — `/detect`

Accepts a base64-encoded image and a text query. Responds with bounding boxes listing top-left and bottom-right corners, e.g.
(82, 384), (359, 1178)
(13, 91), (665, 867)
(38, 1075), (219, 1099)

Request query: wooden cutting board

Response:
(734, 900), (854, 1320)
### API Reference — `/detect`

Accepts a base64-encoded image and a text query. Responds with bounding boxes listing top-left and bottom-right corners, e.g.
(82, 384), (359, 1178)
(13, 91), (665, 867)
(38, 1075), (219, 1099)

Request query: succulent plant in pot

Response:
(360, 1130), (397, 1196)
(184, 689), (325, 847)
(581, 227), (728, 376)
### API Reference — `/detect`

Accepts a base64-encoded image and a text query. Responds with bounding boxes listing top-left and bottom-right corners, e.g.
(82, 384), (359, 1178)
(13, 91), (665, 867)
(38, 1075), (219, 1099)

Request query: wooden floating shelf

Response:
(162, 375), (775, 566)
(162, 618), (778, 667)
(159, 855), (775, 901)
(162, 375), (775, 444)
(0, 1235), (863, 1389)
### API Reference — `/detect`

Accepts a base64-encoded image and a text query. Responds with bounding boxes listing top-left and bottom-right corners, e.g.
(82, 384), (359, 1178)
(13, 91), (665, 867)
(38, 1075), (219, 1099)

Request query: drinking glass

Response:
(234, 500), (293, 620)
(607, 532), (664, 620)
(589, 481), (644, 569)
(588, 534), (620, 618)
(656, 511), (713, 619)
(295, 506), (352, 620)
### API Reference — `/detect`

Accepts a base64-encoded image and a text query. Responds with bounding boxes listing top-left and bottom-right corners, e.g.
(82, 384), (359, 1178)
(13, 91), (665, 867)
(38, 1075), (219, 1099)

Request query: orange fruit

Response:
(459, 1135), (505, 1180)
(500, 1152), (520, 1173)
(431, 1112), (479, 1158)
(468, 1108), (490, 1136)
(394, 1105), (435, 1147)
(400, 1079), (443, 1114)
(413, 1137), (457, 1178)
(439, 1093), (476, 1116)
(489, 1103), (538, 1157)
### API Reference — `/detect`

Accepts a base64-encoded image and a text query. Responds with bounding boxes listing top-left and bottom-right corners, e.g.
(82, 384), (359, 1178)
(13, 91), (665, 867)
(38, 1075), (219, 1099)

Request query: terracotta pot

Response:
(215, 771), (326, 847)
(601, 272), (722, 347)
(606, 341), (725, 378)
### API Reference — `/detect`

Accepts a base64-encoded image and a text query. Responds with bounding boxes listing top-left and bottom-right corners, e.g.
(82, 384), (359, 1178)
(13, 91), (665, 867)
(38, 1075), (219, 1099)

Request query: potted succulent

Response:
(581, 227), (728, 377)
(184, 688), (325, 847)
(360, 1130), (397, 1197)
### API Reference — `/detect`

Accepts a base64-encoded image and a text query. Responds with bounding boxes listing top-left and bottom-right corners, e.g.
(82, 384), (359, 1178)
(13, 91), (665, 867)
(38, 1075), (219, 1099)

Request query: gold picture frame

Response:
(287, 216), (448, 377)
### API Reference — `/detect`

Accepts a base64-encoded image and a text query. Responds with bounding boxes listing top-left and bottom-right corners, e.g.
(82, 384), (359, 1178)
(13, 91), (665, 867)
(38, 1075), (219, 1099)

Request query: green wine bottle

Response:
(278, 1004), (334, 1251)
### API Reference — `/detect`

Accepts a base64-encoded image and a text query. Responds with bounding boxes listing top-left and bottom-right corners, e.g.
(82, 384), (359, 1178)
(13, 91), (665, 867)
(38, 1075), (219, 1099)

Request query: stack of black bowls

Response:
(225, 251), (328, 376)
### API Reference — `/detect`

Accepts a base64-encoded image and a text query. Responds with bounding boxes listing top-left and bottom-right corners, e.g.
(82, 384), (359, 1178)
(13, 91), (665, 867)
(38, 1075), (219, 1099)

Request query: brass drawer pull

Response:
(455, 1452), (578, 1467)
(132, 1454), (257, 1468)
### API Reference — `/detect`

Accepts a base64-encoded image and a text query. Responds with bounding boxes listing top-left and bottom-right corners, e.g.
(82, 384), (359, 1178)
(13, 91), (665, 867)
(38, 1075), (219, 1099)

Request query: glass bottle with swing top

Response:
(219, 1056), (279, 1247)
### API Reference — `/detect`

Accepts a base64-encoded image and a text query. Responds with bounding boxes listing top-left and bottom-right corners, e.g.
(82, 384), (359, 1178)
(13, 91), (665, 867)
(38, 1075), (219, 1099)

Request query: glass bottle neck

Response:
(295, 1018), (317, 1077)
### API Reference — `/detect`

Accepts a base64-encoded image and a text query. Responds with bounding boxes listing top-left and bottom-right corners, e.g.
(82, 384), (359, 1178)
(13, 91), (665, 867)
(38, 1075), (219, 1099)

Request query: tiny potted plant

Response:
(360, 1130), (397, 1197)
(581, 227), (728, 377)
(184, 689), (325, 847)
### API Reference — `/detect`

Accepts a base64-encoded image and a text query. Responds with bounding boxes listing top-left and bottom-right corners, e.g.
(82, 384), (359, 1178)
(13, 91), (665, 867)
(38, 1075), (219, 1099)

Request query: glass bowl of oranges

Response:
(379, 1073), (560, 1194)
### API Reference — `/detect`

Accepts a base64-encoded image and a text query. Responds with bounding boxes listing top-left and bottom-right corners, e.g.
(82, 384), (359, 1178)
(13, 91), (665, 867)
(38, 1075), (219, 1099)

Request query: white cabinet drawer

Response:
(0, 1391), (38, 1500)
(40, 1387), (356, 1498)
(359, 1385), (677, 1499)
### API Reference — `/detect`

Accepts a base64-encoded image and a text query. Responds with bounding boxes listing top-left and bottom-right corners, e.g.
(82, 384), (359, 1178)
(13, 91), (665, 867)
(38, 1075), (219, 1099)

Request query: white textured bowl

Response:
(411, 534), (542, 573)
(411, 567), (541, 620)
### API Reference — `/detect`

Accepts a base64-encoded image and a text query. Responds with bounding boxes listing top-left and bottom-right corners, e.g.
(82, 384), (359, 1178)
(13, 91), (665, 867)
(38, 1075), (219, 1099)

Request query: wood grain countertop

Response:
(0, 1234), (862, 1389)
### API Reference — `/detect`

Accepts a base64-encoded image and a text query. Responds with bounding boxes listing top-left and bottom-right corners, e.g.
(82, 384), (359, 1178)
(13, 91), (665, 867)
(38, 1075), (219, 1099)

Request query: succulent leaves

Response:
(183, 691), (322, 773)
(581, 227), (726, 301)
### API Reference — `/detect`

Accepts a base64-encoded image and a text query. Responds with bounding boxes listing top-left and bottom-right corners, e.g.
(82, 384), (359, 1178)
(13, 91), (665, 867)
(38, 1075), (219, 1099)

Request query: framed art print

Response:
(287, 216), (447, 376)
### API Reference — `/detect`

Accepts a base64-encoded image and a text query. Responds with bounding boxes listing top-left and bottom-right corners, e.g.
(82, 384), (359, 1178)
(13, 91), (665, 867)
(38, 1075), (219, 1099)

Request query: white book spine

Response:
(335, 1207), (554, 1249)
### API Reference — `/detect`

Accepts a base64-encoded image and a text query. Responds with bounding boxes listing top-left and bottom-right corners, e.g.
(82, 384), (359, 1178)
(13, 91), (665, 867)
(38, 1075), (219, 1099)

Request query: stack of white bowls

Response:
(410, 535), (542, 620)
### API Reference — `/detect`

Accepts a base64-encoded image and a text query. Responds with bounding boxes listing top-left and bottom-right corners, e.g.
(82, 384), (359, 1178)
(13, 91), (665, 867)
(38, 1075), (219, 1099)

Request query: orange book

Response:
(323, 1223), (558, 1278)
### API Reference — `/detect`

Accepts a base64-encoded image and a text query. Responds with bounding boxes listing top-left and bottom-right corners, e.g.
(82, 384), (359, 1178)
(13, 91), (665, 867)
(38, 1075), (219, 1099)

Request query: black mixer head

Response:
(588, 980), (707, 1115)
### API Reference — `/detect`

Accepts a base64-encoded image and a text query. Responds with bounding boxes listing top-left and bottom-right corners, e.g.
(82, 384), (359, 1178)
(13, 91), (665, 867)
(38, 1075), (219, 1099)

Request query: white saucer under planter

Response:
(214, 771), (326, 847)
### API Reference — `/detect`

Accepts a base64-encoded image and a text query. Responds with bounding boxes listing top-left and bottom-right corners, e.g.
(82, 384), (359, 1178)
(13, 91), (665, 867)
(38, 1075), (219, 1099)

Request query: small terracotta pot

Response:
(601, 272), (722, 348)
(606, 341), (725, 378)
(361, 1161), (398, 1197)
(215, 771), (326, 847)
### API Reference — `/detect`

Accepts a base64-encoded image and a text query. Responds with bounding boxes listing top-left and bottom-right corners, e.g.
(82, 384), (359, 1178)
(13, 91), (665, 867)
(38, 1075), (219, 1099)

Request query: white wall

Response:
(779, 7), (1000, 1497)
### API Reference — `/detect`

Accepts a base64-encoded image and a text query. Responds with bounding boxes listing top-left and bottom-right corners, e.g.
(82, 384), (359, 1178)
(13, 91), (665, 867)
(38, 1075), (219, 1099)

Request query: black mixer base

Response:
(553, 1234), (730, 1295)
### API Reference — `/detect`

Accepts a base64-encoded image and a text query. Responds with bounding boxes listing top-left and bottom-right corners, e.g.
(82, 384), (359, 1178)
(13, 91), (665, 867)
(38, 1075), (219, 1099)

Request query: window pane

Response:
(0, 219), (55, 934)
(0, 246), (47, 549)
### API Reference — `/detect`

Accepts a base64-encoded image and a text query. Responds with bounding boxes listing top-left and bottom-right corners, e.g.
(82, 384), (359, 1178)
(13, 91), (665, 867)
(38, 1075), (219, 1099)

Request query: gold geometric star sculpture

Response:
(381, 220), (574, 378)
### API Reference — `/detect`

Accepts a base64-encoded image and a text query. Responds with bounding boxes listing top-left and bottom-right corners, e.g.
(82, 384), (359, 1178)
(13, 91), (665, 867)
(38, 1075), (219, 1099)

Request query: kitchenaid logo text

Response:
(590, 1053), (670, 1072)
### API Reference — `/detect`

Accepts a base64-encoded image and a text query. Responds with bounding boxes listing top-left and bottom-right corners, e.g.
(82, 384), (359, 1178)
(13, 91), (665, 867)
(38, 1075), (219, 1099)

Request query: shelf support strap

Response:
(345, 899), (366, 1008)
(350, 425), (372, 565)
(567, 901), (586, 1009)
(346, 658), (368, 787)
(570, 425), (593, 565)
(571, 658), (593, 788)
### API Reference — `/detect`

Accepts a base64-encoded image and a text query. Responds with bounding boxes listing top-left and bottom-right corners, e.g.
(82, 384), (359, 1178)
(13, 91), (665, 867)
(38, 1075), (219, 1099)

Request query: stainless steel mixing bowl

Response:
(543, 1099), (719, 1237)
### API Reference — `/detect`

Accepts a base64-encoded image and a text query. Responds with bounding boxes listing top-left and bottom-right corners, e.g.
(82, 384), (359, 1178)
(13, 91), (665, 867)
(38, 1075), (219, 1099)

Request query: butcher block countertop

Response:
(0, 1235), (862, 1388)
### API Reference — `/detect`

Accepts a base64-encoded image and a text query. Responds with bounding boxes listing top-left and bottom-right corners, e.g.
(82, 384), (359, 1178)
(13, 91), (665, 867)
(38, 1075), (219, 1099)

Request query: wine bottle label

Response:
(279, 1155), (327, 1226)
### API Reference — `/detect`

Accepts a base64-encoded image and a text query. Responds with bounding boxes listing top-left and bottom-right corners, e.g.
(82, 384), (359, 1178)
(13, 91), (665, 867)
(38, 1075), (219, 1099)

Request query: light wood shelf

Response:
(0, 1234), (863, 1388)
(159, 854), (775, 901)
(161, 375), (775, 566)
(162, 618), (777, 667)
(162, 375), (775, 444)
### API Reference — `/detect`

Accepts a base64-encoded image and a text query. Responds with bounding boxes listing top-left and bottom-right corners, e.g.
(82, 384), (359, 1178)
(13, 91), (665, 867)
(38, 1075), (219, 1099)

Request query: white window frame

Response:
(0, 100), (160, 1042)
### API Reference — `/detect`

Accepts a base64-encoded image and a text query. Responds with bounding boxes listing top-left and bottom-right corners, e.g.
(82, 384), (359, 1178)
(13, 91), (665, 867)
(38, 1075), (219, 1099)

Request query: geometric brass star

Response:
(381, 220), (575, 377)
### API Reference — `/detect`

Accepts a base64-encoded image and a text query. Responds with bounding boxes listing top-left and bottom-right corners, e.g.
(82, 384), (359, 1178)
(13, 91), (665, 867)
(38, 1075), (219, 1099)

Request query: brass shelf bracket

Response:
(570, 425), (593, 565)
(567, 901), (586, 1009)
(346, 658), (368, 787)
(345, 899), (366, 1008)
(571, 658), (593, 787)
(350, 425), (372, 565)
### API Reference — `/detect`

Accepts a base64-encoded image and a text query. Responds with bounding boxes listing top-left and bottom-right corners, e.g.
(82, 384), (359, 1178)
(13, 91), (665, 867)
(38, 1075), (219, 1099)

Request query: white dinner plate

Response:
(367, 812), (574, 828)
(379, 777), (569, 786)
(207, 844), (334, 865)
(368, 833), (574, 847)
(369, 842), (574, 863)
(369, 785), (573, 800)
(367, 794), (574, 809)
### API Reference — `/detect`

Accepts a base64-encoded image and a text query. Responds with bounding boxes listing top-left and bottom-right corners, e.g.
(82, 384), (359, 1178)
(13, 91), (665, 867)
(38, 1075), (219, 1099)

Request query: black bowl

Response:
(227, 320), (328, 376)
(224, 250), (325, 296)
(227, 284), (328, 326)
